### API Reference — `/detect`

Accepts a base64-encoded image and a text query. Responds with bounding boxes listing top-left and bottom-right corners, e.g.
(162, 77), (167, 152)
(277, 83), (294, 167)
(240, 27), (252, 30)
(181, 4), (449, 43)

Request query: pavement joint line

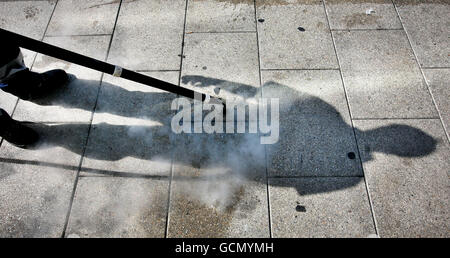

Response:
(29, 0), (59, 72)
(268, 175), (365, 178)
(261, 68), (340, 71)
(164, 0), (190, 239)
(421, 67), (450, 70)
(164, 153), (175, 238)
(135, 69), (180, 73)
(322, 0), (380, 236)
(352, 117), (441, 120)
(185, 31), (257, 34)
(44, 33), (113, 37)
(0, 156), (171, 179)
(254, 0), (272, 238)
(0, 0), (51, 1)
(331, 28), (403, 31)
(60, 0), (124, 238)
(78, 175), (169, 179)
(390, 0), (450, 144)
(20, 121), (90, 125)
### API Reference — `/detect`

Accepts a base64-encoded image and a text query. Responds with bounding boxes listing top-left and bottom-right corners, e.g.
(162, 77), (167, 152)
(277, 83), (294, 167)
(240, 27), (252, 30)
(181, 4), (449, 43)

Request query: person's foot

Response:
(1, 69), (68, 100)
(0, 109), (39, 148)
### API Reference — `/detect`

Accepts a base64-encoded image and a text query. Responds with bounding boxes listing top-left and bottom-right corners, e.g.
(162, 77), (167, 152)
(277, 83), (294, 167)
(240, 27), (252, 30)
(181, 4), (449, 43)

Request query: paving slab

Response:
(170, 31), (268, 237)
(256, 0), (338, 69)
(107, 0), (186, 70)
(46, 0), (120, 36)
(66, 176), (169, 237)
(0, 92), (17, 116)
(14, 35), (110, 123)
(324, 0), (402, 30)
(0, 0), (56, 79)
(0, 0), (56, 40)
(0, 34), (111, 237)
(354, 119), (449, 237)
(0, 126), (85, 237)
(261, 70), (362, 176)
(80, 71), (179, 176)
(168, 133), (269, 237)
(334, 30), (437, 119)
(423, 69), (450, 140)
(269, 177), (375, 237)
(186, 0), (256, 32)
(181, 32), (260, 110)
(394, 0), (450, 68)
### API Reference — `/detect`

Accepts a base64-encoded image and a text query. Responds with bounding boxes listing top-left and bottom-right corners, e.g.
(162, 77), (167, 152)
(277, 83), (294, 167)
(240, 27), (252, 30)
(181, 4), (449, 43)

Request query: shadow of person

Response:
(180, 75), (437, 196)
(25, 122), (172, 162)
(358, 124), (437, 159)
(7, 74), (437, 196)
(29, 75), (176, 125)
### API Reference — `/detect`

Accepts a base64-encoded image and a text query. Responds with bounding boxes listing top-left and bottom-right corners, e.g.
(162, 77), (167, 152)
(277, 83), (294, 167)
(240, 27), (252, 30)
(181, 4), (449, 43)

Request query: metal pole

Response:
(0, 28), (223, 104)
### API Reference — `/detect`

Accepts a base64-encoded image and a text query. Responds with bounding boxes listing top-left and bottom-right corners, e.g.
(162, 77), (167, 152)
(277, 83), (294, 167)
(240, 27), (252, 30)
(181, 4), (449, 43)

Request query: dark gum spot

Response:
(296, 205), (306, 212)
(347, 152), (356, 159)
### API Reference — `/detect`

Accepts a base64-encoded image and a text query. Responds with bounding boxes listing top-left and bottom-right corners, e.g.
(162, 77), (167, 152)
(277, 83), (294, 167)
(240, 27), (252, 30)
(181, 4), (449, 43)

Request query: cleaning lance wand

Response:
(0, 28), (225, 108)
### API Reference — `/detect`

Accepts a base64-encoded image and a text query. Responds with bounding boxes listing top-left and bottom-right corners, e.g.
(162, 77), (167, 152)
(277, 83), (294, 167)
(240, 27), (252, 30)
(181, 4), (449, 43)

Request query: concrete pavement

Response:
(0, 0), (448, 238)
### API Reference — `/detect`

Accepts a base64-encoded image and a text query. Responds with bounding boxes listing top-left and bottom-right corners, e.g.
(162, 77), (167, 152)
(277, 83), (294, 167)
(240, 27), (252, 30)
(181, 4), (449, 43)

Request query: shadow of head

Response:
(359, 124), (437, 159)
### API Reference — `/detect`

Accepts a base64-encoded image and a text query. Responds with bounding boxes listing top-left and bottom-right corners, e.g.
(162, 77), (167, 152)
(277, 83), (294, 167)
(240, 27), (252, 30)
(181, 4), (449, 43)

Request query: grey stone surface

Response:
(0, 35), (110, 237)
(325, 0), (402, 30)
(107, 0), (186, 70)
(354, 119), (449, 237)
(261, 70), (362, 176)
(0, 93), (17, 116)
(0, 127), (83, 237)
(168, 133), (269, 237)
(46, 0), (120, 36)
(334, 30), (437, 119)
(66, 176), (169, 237)
(0, 0), (56, 73)
(181, 33), (260, 98)
(168, 31), (268, 237)
(80, 72), (179, 176)
(180, 32), (260, 121)
(186, 0), (256, 32)
(423, 69), (450, 140)
(0, 0), (56, 40)
(256, 0), (338, 69)
(14, 35), (109, 123)
(269, 177), (375, 237)
(20, 49), (36, 69)
(394, 0), (450, 68)
(1, 0), (448, 238)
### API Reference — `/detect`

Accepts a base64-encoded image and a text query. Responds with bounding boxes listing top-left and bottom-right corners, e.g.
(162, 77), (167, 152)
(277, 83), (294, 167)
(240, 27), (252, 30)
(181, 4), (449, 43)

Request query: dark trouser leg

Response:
(0, 41), (21, 67)
(0, 39), (68, 100)
(0, 43), (39, 147)
(0, 41), (26, 85)
(0, 108), (39, 147)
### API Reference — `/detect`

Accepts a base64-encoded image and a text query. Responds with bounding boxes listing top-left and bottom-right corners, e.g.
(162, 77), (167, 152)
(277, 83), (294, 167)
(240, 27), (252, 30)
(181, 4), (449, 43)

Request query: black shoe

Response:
(2, 69), (68, 100)
(0, 109), (39, 148)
